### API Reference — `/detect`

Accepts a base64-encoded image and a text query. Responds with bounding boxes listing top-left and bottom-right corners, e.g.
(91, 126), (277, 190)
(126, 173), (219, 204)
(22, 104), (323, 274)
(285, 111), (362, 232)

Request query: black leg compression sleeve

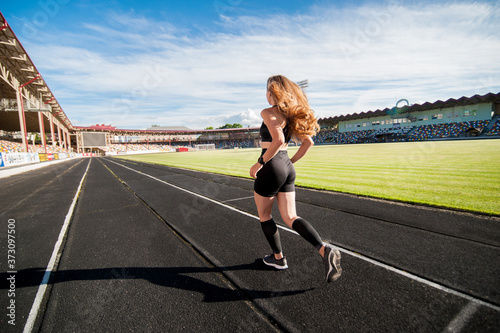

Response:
(292, 217), (324, 251)
(260, 219), (282, 254)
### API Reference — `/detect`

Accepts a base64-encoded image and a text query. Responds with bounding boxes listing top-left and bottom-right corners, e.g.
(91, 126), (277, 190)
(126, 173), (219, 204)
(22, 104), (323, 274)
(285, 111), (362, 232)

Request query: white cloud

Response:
(24, 1), (500, 129)
(207, 108), (262, 129)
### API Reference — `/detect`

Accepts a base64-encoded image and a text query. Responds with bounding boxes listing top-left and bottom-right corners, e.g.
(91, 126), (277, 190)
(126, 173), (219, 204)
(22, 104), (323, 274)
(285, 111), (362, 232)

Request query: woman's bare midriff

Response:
(260, 142), (288, 150)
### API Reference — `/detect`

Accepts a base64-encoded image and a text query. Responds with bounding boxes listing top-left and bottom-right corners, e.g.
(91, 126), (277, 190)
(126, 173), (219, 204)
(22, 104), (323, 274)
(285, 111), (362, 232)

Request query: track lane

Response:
(38, 158), (279, 332)
(2, 156), (498, 332)
(103, 157), (500, 332)
(0, 158), (89, 332)
(107, 157), (500, 305)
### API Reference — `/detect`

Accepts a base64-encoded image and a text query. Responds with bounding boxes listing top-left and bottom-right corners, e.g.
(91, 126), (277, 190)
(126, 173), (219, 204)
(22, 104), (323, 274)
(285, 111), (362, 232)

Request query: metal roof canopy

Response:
(0, 11), (73, 132)
(319, 92), (500, 125)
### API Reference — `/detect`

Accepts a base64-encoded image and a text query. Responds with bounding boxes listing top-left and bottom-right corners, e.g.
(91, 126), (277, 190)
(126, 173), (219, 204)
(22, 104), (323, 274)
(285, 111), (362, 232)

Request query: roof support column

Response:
(16, 75), (41, 153)
(50, 115), (55, 146)
(38, 111), (47, 154)
(65, 130), (71, 152)
(62, 128), (67, 151)
(57, 122), (62, 149)
(76, 131), (83, 154)
(15, 88), (28, 152)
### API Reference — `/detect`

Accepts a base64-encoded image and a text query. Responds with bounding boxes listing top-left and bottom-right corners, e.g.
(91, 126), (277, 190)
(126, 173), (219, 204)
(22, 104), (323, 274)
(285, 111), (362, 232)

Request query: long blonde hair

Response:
(267, 75), (319, 140)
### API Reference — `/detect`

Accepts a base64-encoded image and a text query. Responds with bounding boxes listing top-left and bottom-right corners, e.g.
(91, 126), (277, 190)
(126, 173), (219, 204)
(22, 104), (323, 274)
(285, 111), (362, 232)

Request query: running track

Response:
(0, 157), (499, 332)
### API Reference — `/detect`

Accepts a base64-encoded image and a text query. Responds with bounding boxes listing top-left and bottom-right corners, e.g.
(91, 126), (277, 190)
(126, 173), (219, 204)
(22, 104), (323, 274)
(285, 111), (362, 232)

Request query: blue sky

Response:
(2, 0), (499, 130)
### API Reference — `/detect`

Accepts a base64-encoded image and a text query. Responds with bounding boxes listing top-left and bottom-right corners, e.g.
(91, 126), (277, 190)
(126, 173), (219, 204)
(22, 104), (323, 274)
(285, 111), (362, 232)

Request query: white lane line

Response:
(107, 159), (500, 312)
(0, 157), (83, 179)
(223, 196), (255, 203)
(23, 159), (91, 333)
(340, 250), (498, 312)
(442, 301), (480, 333)
(107, 159), (299, 235)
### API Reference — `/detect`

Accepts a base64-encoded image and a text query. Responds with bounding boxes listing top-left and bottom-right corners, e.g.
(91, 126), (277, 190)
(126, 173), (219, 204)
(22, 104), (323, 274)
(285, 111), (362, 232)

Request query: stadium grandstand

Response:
(1, 10), (499, 169)
(317, 93), (500, 144)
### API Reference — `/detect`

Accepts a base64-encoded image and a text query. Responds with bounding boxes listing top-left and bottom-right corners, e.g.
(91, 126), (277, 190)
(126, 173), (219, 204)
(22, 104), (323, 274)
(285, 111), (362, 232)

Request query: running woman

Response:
(250, 75), (342, 282)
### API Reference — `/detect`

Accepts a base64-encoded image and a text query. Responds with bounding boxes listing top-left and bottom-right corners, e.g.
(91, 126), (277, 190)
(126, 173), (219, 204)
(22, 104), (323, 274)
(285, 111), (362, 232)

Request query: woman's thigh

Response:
(276, 191), (298, 227)
(254, 191), (275, 221)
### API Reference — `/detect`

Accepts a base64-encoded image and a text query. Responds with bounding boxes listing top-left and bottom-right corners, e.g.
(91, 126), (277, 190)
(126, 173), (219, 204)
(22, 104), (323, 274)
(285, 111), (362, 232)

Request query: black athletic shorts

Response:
(254, 149), (296, 197)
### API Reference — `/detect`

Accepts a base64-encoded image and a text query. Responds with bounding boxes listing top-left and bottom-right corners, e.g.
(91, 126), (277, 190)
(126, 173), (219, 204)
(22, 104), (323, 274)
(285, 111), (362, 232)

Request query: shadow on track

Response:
(1, 260), (313, 303)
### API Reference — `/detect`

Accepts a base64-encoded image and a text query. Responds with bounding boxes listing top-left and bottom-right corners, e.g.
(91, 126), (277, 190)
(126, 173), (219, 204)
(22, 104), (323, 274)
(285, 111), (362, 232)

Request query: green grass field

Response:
(115, 139), (500, 215)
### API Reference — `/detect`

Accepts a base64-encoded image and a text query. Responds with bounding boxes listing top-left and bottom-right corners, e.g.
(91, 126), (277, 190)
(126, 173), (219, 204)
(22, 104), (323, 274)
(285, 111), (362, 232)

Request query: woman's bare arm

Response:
(290, 135), (314, 164)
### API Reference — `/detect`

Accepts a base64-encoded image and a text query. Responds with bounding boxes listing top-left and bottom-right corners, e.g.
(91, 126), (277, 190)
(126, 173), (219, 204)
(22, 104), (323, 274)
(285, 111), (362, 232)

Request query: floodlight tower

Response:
(296, 79), (309, 93)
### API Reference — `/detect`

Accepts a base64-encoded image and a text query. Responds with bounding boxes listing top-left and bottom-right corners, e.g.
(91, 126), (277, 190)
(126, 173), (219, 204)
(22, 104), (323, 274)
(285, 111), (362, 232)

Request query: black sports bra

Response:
(260, 122), (291, 143)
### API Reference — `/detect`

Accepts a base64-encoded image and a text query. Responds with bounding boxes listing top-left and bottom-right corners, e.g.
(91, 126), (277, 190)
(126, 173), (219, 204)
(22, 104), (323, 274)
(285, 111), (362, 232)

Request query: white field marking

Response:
(23, 159), (91, 333)
(442, 301), (480, 333)
(107, 159), (500, 312)
(222, 196), (255, 203)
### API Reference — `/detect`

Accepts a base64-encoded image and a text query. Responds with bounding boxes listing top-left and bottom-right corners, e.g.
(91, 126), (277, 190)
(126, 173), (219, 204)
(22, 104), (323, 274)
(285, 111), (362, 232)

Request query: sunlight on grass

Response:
(115, 140), (500, 215)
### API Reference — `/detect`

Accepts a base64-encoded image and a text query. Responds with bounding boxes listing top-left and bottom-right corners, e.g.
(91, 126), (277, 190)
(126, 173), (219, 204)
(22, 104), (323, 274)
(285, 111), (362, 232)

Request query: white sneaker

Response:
(324, 245), (342, 282)
(263, 254), (288, 270)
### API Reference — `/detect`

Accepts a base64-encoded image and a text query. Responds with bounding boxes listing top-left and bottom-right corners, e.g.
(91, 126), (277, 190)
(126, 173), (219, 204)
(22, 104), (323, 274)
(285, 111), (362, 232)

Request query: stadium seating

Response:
(5, 120), (492, 155)
(313, 129), (376, 144)
(407, 120), (488, 141)
(313, 121), (491, 145)
(0, 140), (71, 154)
(2, 120), (495, 155)
(195, 139), (253, 149)
(487, 118), (500, 135)
(102, 139), (254, 153)
(33, 144), (67, 153)
(103, 143), (173, 153)
(0, 140), (25, 153)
